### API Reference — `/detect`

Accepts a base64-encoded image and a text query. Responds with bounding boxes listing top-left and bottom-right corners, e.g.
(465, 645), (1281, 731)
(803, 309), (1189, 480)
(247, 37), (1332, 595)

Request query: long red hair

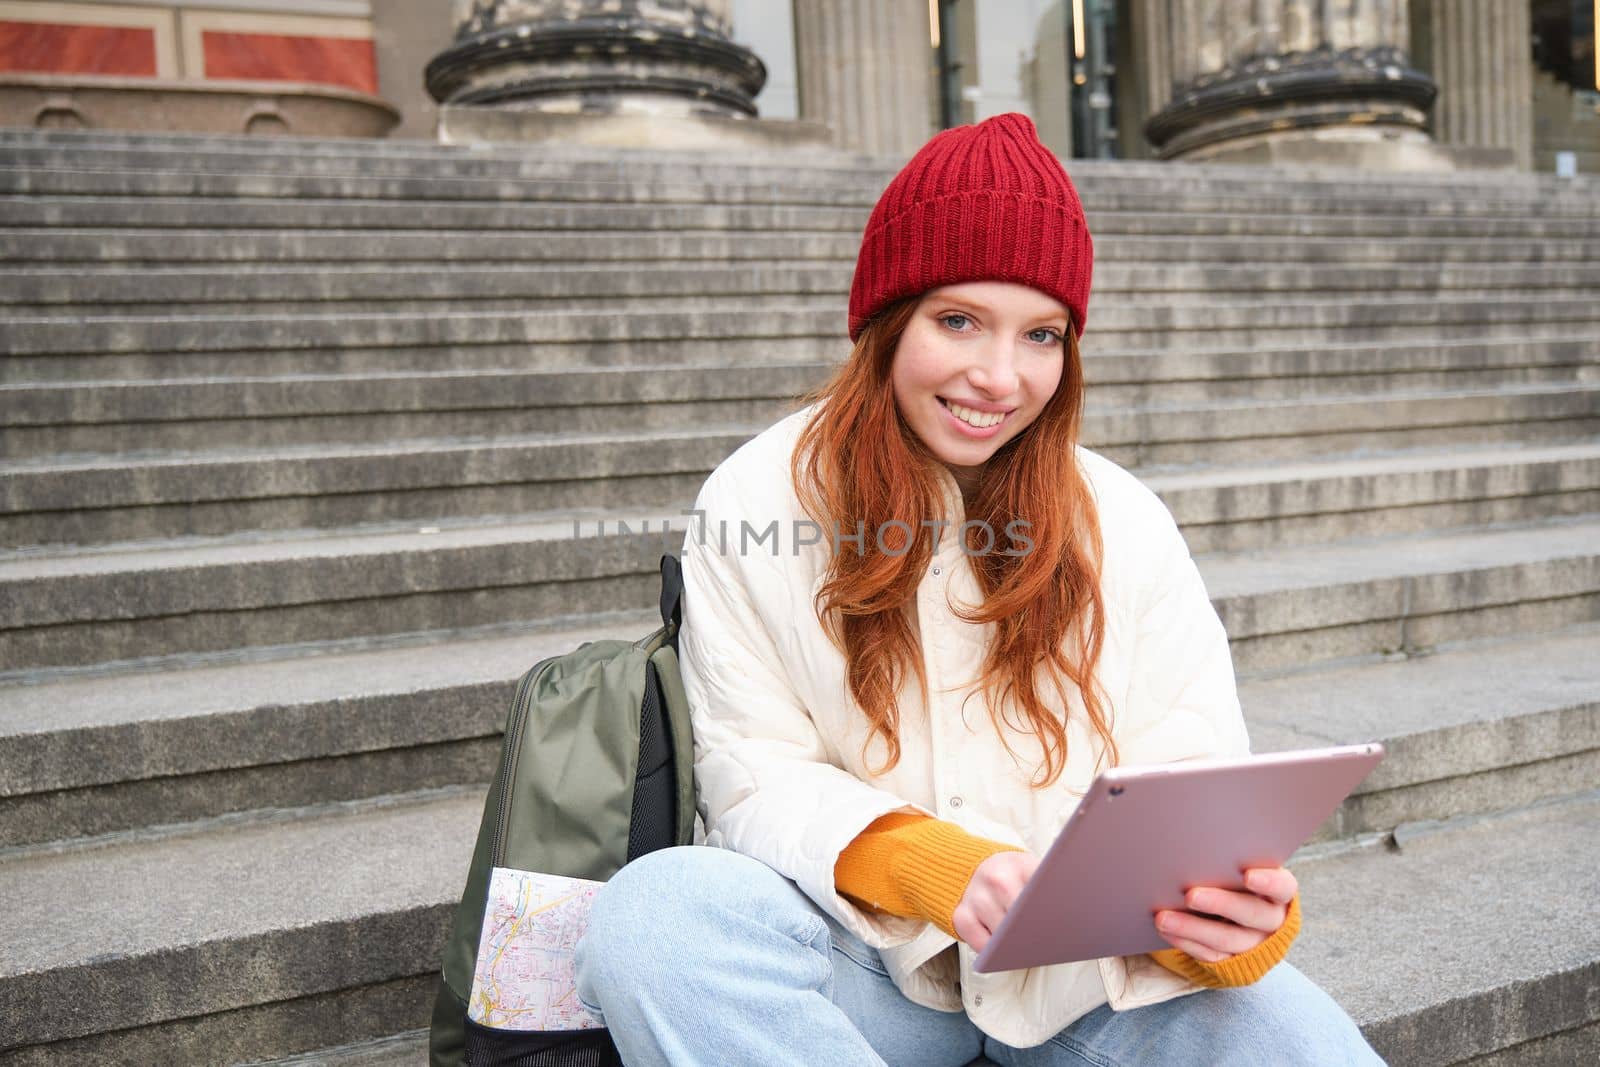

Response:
(791, 295), (1116, 788)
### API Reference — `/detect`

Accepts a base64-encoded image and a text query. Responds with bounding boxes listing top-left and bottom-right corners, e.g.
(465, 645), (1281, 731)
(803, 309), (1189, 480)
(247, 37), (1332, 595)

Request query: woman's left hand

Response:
(1153, 866), (1298, 962)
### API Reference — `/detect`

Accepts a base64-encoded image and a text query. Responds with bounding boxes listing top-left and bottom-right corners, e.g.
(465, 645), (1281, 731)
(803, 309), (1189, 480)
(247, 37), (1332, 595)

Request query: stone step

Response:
(5, 164), (1600, 223)
(1292, 791), (1600, 1064)
(0, 304), (839, 360)
(0, 331), (844, 382)
(4, 390), (1596, 546)
(1199, 514), (1600, 673)
(3, 328), (1590, 392)
(6, 227), (1595, 267)
(0, 493), (1595, 673)
(6, 156), (1593, 212)
(4, 297), (1595, 361)
(0, 170), (1587, 244)
(264, 790), (1600, 1066)
(1146, 442), (1600, 554)
(11, 196), (1600, 241)
(0, 786), (482, 1066)
(1136, 382), (1587, 466)
(0, 612), (654, 848)
(1, 557), (1592, 847)
(247, 1032), (428, 1066)
(1243, 620), (1600, 839)
(7, 261), (1600, 316)
(4, 351), (1594, 457)
(0, 138), (887, 186)
(0, 430), (739, 547)
(0, 264), (851, 314)
(0, 364), (827, 457)
(1097, 335), (1599, 408)
(3, 131), (1596, 212)
(0, 506), (683, 670)
(1, 771), (1592, 1064)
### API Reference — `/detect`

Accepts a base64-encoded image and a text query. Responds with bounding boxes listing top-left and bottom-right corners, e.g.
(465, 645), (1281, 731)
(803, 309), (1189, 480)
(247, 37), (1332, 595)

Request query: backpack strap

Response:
(659, 554), (684, 634)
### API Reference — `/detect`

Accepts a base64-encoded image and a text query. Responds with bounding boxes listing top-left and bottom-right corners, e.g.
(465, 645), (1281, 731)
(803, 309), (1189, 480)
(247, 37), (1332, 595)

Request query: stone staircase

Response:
(0, 128), (1597, 1066)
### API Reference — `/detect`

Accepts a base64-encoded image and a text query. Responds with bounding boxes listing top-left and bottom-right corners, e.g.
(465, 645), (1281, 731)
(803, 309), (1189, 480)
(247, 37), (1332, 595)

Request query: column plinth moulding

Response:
(425, 0), (765, 120)
(1144, 0), (1443, 168)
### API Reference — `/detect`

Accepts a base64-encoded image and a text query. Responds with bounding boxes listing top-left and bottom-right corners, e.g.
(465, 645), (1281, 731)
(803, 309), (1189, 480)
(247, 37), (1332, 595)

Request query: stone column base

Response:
(1172, 125), (1516, 173)
(437, 105), (835, 152)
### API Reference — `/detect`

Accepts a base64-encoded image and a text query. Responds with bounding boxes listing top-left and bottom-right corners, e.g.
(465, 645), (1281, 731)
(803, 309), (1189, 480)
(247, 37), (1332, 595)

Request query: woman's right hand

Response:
(952, 850), (1040, 951)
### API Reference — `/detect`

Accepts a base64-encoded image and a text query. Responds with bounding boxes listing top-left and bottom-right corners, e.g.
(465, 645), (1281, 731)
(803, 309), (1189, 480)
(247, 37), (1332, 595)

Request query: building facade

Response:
(2, 0), (1597, 172)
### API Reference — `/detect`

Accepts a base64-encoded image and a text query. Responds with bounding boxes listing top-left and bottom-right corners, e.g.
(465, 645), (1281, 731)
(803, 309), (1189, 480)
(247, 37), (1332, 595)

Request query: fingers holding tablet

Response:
(971, 745), (1382, 973)
(954, 851), (1040, 953)
(1243, 866), (1298, 905)
(1153, 866), (1298, 961)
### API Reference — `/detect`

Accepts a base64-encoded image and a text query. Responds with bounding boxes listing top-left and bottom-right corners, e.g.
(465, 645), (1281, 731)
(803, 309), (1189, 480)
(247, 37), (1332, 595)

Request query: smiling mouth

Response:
(939, 398), (1009, 429)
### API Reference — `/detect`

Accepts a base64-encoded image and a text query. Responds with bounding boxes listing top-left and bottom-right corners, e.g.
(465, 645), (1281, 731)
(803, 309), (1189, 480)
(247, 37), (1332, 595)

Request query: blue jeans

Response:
(574, 846), (1384, 1067)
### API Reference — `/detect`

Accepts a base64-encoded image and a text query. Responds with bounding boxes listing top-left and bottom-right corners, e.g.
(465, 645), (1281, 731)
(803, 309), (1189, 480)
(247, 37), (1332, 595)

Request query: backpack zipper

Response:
(633, 624), (669, 651)
(491, 657), (558, 868)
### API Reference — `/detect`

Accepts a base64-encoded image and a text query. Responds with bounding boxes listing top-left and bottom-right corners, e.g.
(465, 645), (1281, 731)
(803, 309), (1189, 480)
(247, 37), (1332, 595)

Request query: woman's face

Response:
(890, 281), (1070, 495)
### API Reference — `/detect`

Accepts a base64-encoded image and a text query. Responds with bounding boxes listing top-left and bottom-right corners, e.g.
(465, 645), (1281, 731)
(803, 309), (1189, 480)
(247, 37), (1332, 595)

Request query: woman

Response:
(575, 113), (1382, 1066)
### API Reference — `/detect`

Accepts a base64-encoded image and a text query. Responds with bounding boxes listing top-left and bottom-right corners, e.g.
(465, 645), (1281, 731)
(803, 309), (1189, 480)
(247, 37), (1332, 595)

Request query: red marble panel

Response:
(0, 22), (157, 76)
(201, 31), (376, 94)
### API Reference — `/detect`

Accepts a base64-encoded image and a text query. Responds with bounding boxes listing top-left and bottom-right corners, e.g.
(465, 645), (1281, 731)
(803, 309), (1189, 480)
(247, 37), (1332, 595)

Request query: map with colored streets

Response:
(469, 866), (605, 1031)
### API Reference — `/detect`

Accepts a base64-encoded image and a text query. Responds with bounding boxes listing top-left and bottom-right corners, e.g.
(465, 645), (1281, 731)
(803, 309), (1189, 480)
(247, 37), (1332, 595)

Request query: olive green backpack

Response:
(429, 556), (696, 1066)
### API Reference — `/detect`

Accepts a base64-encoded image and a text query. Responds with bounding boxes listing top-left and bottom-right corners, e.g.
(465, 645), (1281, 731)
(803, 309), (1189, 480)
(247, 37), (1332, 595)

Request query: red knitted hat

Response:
(847, 112), (1093, 342)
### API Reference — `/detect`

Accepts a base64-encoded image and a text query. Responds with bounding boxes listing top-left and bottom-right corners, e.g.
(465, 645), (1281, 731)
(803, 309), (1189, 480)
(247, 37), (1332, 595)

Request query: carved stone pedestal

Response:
(1143, 0), (1453, 171)
(426, 0), (767, 135)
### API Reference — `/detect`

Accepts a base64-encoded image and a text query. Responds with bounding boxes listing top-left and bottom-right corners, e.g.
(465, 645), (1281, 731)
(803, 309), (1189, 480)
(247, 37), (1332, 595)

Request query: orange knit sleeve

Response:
(833, 812), (1022, 939)
(1148, 894), (1302, 987)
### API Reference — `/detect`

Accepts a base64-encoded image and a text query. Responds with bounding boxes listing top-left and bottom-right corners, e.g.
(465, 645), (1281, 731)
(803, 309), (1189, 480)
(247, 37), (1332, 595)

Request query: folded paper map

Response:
(469, 866), (606, 1031)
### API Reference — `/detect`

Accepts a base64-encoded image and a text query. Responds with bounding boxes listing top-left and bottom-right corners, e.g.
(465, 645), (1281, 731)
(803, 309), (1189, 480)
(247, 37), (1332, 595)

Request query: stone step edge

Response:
(256, 789), (1600, 1066)
(243, 1029), (428, 1067)
(5, 290), (1597, 323)
(3, 132), (1594, 192)
(8, 196), (1599, 224)
(1292, 790), (1600, 1064)
(1, 513), (1597, 682)
(4, 386), (1596, 477)
(4, 333), (1595, 392)
(0, 784), (483, 1048)
(0, 777), (1593, 1059)
(9, 288), (1600, 319)
(7, 157), (1599, 197)
(3, 225), (1589, 246)
(6, 441), (1599, 567)
(1, 600), (1592, 808)
(4, 370), (1593, 435)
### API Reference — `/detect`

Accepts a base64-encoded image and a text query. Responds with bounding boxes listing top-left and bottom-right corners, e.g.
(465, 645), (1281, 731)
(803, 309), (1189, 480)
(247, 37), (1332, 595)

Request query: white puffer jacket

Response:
(677, 405), (1252, 1048)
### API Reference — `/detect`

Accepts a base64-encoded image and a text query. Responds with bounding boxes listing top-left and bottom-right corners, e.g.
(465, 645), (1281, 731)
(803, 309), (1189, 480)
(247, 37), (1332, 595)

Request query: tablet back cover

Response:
(972, 744), (1382, 972)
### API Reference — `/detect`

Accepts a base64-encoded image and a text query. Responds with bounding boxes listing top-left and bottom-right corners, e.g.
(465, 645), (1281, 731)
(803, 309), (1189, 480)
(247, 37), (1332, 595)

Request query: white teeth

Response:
(945, 401), (1005, 428)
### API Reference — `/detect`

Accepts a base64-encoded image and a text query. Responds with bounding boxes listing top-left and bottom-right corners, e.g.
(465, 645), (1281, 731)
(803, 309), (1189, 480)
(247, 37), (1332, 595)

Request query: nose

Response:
(966, 338), (1021, 398)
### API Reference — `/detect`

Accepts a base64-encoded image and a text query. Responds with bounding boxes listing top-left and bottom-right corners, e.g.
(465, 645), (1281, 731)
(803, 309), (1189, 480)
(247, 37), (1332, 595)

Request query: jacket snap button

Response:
(973, 995), (984, 1007)
(931, 565), (941, 576)
(949, 795), (963, 808)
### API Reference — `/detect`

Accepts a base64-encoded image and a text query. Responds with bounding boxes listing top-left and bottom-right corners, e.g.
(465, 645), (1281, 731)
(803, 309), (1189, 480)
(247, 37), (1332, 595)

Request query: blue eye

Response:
(1027, 328), (1063, 346)
(940, 313), (971, 331)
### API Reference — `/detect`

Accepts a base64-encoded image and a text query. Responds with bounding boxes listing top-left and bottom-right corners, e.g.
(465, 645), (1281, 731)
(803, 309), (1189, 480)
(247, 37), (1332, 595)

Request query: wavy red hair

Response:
(791, 294), (1116, 788)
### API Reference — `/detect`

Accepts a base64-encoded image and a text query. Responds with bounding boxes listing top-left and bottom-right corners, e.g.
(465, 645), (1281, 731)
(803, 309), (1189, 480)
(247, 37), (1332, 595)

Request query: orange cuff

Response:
(834, 812), (1022, 940)
(1149, 894), (1302, 988)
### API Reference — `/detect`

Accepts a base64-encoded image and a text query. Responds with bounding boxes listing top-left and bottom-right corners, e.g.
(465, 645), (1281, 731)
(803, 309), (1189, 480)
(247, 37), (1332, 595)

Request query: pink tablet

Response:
(972, 743), (1384, 973)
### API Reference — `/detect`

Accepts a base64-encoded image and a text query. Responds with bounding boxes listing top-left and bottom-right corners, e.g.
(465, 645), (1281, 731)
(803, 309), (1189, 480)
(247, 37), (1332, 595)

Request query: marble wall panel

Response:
(0, 21), (157, 75)
(201, 29), (376, 92)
